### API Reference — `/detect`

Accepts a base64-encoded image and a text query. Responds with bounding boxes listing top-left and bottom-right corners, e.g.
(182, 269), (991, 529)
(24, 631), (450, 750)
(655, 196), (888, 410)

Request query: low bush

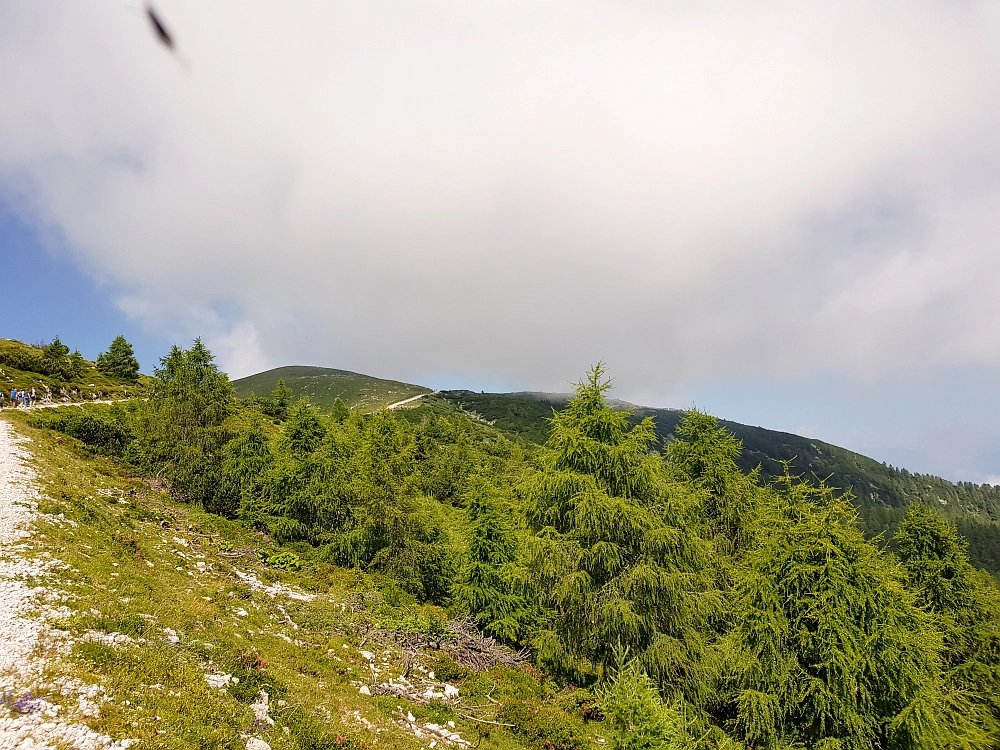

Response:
(30, 409), (133, 455)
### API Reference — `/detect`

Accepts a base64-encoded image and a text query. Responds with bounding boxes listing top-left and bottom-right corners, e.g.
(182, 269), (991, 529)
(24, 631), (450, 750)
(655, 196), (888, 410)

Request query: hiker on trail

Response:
(30, 388), (36, 407)
(10, 389), (17, 409)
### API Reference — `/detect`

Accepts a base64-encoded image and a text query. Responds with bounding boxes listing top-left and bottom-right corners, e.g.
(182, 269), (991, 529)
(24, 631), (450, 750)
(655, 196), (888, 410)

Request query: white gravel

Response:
(0, 419), (134, 749)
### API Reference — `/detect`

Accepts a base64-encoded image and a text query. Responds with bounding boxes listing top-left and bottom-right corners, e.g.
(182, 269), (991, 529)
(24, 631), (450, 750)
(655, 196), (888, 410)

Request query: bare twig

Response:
(455, 713), (514, 728)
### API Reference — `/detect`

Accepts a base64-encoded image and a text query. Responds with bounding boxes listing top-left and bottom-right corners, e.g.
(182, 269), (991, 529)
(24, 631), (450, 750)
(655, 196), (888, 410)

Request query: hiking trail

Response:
(0, 418), (133, 749)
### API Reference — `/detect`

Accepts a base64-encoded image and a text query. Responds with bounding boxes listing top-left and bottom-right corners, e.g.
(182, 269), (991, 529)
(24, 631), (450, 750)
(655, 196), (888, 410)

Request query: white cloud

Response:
(3, 1), (1000, 399)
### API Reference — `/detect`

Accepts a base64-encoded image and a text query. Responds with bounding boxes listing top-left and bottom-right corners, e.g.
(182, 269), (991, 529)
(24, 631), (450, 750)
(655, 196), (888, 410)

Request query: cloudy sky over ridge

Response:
(4, 1), (1000, 481)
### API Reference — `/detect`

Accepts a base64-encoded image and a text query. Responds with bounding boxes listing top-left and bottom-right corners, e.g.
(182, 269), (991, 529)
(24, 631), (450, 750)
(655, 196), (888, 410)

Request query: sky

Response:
(4, 2), (1000, 482)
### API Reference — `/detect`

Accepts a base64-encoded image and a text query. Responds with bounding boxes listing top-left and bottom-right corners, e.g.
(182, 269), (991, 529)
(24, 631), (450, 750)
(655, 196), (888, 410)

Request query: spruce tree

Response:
(96, 335), (141, 382)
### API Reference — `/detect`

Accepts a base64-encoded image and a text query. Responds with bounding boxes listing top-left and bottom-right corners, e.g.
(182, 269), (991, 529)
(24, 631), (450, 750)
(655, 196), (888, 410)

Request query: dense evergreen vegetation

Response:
(23, 340), (1000, 748)
(444, 391), (1000, 575)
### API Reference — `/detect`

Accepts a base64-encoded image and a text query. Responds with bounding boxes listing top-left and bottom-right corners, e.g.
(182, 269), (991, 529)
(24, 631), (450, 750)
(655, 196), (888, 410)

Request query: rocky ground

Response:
(0, 418), (133, 749)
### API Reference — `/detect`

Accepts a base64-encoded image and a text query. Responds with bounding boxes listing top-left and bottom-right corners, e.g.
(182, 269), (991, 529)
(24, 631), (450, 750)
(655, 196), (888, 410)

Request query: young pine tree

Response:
(96, 335), (141, 382)
(600, 659), (693, 750)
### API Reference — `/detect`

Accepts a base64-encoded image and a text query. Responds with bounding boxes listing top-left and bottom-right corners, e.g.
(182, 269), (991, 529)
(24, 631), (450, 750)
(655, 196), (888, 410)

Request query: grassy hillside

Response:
(0, 338), (146, 402)
(4, 409), (590, 750)
(233, 366), (430, 412)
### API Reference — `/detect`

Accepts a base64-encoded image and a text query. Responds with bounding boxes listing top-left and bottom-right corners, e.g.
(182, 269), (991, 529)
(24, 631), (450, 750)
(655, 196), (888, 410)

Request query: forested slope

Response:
(441, 390), (1000, 572)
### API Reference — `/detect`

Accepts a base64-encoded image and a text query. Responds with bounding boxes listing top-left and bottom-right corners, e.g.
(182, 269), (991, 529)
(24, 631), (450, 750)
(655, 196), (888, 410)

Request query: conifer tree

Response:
(125, 339), (233, 505)
(895, 504), (976, 613)
(284, 402), (326, 456)
(96, 335), (141, 382)
(452, 475), (529, 641)
(525, 365), (717, 696)
(600, 659), (693, 750)
(331, 397), (350, 422)
(65, 350), (87, 380)
(727, 479), (983, 750)
(667, 410), (763, 556)
(895, 505), (1000, 740)
(216, 415), (273, 519)
(270, 379), (293, 420)
(43, 336), (69, 361)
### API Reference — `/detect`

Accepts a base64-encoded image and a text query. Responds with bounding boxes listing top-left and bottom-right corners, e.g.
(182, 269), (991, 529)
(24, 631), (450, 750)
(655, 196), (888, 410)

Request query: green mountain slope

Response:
(232, 365), (430, 412)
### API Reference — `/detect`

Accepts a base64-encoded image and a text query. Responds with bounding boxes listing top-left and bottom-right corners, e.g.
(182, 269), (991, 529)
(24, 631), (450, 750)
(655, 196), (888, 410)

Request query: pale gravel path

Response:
(0, 418), (133, 749)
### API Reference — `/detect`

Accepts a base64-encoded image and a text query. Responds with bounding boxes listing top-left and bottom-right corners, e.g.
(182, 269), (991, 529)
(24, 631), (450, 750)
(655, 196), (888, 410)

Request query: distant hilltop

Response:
(231, 365), (430, 413)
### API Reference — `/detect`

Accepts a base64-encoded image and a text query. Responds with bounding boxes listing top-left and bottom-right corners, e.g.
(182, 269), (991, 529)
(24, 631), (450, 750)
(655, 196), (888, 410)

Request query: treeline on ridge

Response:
(28, 339), (1000, 750)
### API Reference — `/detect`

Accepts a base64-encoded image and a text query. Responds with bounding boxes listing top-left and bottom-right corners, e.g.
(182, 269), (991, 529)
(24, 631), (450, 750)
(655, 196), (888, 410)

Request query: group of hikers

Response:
(0, 387), (38, 409)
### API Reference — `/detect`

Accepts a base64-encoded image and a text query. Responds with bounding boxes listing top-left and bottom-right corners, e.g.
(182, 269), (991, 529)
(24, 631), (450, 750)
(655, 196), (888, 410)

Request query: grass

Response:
(232, 367), (430, 413)
(2, 409), (602, 750)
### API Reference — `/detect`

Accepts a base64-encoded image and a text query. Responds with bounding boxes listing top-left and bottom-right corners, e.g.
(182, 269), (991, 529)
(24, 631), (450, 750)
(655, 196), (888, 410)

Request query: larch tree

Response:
(452, 474), (530, 642)
(727, 479), (984, 750)
(525, 365), (718, 699)
(895, 504), (1000, 741)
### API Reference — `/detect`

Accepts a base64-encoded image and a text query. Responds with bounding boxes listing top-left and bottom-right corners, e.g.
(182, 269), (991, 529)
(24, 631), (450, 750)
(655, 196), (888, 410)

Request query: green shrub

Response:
(497, 699), (587, 750)
(266, 550), (303, 571)
(30, 410), (134, 455)
(428, 653), (469, 682)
